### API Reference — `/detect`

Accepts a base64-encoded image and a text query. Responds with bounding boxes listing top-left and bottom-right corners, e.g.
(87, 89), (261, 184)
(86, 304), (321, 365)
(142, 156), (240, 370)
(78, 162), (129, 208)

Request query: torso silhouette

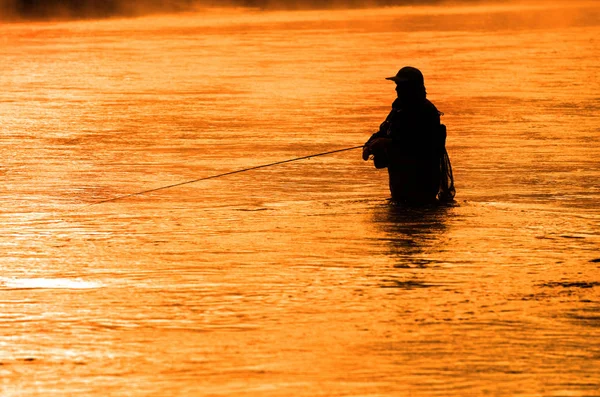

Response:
(366, 97), (442, 203)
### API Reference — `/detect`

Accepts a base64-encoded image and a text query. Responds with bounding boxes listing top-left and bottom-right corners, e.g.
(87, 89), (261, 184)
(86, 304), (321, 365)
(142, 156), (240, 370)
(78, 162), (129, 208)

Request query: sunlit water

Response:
(1, 3), (599, 395)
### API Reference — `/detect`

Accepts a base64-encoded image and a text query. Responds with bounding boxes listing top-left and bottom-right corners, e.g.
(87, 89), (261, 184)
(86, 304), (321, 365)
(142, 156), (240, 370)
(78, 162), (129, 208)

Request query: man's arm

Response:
(362, 112), (394, 161)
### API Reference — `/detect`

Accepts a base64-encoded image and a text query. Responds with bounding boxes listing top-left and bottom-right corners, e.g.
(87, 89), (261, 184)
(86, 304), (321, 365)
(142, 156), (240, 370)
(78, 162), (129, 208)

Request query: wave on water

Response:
(0, 277), (101, 290)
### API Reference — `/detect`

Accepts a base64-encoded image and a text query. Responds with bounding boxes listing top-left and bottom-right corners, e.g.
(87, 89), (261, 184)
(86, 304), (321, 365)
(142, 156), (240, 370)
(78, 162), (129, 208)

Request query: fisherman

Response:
(362, 66), (455, 204)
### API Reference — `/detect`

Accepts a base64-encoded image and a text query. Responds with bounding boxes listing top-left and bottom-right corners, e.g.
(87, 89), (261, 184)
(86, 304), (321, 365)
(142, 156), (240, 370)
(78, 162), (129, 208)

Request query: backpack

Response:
(437, 124), (456, 202)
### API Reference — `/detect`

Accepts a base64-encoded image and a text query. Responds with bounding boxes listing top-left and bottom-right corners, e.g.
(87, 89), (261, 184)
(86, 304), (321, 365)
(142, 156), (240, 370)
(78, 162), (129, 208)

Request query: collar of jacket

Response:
(392, 98), (431, 111)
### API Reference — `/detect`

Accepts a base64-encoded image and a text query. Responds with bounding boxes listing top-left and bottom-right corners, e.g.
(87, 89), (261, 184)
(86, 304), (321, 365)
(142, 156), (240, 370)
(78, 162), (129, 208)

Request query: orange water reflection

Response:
(1, 2), (599, 395)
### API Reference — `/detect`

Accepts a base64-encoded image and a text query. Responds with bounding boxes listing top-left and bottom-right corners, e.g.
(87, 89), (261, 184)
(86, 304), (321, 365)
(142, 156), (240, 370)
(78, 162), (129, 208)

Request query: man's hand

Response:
(363, 138), (392, 160)
(363, 137), (393, 161)
(368, 137), (392, 152)
(362, 145), (371, 161)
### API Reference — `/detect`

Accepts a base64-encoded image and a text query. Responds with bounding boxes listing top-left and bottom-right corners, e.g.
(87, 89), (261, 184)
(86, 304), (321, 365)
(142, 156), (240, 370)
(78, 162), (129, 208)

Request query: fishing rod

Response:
(88, 145), (364, 206)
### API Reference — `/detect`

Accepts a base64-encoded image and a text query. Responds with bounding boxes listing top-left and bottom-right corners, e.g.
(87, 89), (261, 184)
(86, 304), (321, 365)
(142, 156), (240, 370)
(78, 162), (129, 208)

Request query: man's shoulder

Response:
(422, 99), (441, 121)
(424, 99), (439, 113)
(390, 98), (440, 118)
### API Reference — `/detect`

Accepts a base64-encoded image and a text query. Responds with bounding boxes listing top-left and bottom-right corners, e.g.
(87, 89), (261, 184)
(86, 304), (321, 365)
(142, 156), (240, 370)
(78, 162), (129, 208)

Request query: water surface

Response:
(1, 2), (599, 395)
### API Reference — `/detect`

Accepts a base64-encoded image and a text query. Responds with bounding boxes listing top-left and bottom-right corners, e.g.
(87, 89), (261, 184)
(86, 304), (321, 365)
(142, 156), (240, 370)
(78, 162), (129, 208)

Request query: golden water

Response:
(1, 2), (599, 395)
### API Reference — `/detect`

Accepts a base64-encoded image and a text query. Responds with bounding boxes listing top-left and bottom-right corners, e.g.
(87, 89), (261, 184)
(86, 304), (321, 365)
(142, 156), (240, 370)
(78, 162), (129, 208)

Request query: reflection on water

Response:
(1, 2), (599, 396)
(372, 203), (453, 275)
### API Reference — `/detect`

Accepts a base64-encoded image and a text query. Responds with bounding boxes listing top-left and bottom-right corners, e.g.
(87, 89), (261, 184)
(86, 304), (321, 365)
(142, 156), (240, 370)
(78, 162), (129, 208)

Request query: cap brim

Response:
(385, 76), (410, 82)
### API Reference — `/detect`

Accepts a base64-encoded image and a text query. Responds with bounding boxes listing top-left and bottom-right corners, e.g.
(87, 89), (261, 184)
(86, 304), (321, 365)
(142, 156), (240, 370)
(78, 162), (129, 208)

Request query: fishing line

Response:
(88, 145), (364, 206)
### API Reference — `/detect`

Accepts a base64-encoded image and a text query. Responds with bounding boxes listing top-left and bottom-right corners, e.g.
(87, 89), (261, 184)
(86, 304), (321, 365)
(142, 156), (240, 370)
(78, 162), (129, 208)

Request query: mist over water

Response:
(0, 0), (548, 20)
(1, 1), (599, 396)
(4, 0), (369, 20)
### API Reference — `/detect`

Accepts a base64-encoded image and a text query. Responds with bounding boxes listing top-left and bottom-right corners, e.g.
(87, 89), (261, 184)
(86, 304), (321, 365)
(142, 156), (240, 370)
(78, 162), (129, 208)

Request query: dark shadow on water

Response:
(380, 279), (443, 289)
(371, 201), (456, 269)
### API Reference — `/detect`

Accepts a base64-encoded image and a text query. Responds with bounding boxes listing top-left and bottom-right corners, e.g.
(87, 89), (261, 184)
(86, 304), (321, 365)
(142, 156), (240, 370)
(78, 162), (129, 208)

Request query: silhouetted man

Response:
(362, 66), (455, 204)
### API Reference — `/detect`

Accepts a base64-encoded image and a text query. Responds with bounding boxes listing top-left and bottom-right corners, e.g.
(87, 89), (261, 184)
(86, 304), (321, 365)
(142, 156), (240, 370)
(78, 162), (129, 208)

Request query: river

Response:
(1, 2), (599, 395)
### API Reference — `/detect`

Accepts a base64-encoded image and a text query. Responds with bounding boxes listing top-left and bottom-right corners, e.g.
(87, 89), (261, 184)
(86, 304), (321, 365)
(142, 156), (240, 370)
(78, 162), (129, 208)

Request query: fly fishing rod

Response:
(88, 145), (364, 206)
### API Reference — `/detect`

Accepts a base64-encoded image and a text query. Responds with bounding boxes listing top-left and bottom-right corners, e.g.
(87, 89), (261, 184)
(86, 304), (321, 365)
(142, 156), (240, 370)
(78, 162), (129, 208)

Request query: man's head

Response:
(386, 66), (427, 103)
(386, 66), (424, 85)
